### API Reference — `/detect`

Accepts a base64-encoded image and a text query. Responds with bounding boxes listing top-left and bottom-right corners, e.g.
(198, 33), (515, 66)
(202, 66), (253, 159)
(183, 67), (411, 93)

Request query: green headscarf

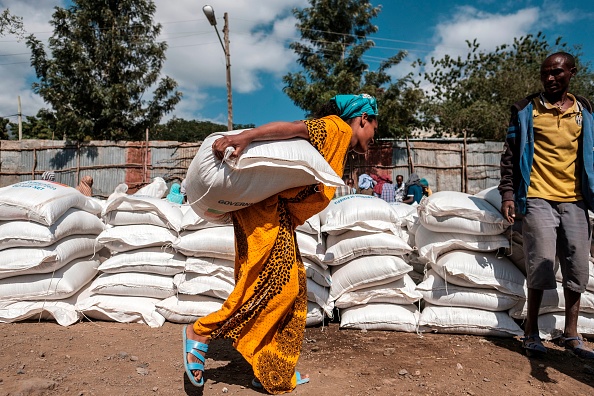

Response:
(331, 94), (378, 120)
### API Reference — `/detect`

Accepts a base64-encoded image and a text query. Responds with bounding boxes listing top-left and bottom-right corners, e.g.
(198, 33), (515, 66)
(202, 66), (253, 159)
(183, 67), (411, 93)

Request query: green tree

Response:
(0, 9), (24, 40)
(27, 0), (181, 141)
(154, 118), (255, 142)
(283, 0), (423, 138)
(419, 33), (594, 140)
(0, 117), (10, 139)
(10, 109), (59, 140)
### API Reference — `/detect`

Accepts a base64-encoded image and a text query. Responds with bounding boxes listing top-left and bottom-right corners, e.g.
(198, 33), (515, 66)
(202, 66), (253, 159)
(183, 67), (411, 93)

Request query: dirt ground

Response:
(0, 321), (593, 396)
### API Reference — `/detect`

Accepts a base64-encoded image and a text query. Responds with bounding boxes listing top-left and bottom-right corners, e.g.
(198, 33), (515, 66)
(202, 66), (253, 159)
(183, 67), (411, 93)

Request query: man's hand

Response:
(501, 200), (515, 224)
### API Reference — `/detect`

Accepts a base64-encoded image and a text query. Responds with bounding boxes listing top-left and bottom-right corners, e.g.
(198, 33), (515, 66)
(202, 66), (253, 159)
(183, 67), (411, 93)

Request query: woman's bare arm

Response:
(212, 120), (309, 159)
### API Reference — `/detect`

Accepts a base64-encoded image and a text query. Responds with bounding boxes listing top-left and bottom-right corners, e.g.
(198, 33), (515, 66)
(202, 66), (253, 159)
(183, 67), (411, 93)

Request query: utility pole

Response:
(17, 96), (22, 140)
(223, 12), (233, 131)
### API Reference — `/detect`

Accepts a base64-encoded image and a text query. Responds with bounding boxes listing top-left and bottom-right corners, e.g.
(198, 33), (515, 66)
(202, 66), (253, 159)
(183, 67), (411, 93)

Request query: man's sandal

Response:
(521, 334), (547, 356)
(182, 325), (209, 387)
(251, 371), (310, 389)
(558, 335), (594, 359)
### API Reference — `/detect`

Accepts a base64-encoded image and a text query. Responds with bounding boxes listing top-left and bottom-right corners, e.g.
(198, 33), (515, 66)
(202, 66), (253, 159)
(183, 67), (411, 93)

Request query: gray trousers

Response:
(523, 198), (591, 292)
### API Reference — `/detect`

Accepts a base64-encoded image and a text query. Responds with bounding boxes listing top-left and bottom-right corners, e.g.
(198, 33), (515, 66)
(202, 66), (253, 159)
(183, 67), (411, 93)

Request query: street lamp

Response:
(202, 5), (233, 131)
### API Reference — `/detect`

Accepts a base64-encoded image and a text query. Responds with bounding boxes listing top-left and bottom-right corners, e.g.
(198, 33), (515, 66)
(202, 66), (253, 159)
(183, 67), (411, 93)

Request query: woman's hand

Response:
(212, 131), (254, 160)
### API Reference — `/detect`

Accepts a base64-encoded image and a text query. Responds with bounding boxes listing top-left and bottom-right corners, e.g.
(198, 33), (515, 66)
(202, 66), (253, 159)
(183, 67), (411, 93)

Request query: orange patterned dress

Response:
(192, 115), (352, 394)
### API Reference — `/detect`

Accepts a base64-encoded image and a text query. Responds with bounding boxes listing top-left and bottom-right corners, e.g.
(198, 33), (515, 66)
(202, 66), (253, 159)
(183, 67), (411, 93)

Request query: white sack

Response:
(0, 235), (100, 279)
(474, 186), (503, 215)
(76, 291), (165, 328)
(538, 312), (594, 340)
(134, 177), (168, 199)
(324, 230), (411, 265)
(509, 283), (594, 319)
(296, 231), (325, 266)
(416, 269), (519, 311)
(0, 208), (104, 250)
(431, 250), (526, 297)
(174, 226), (235, 260)
(389, 202), (417, 221)
(184, 257), (235, 284)
(155, 294), (224, 323)
(419, 304), (523, 337)
(329, 255), (412, 301)
(307, 278), (333, 317)
(335, 274), (422, 308)
(418, 191), (509, 235)
(102, 194), (184, 231)
(89, 272), (175, 299)
(340, 303), (420, 332)
(306, 302), (324, 327)
(0, 257), (100, 300)
(303, 258), (331, 287)
(296, 214), (321, 236)
(415, 225), (509, 264)
(186, 130), (343, 222)
(98, 247), (185, 276)
(0, 180), (101, 226)
(0, 292), (82, 326)
(174, 272), (234, 300)
(181, 205), (229, 230)
(96, 224), (177, 253)
(320, 195), (400, 236)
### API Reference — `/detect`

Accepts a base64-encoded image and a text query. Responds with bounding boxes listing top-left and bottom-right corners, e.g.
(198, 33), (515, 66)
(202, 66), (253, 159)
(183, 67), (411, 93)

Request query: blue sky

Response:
(1, 0), (593, 129)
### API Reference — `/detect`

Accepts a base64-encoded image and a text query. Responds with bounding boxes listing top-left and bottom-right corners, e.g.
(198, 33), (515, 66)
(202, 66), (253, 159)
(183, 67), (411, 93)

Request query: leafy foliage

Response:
(0, 117), (10, 139)
(283, 0), (423, 138)
(418, 33), (594, 140)
(0, 9), (24, 40)
(26, 0), (181, 141)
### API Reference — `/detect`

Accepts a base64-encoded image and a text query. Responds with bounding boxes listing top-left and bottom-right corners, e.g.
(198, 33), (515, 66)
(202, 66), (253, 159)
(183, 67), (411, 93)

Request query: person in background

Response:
(334, 177), (356, 199)
(183, 93), (378, 393)
(357, 173), (375, 195)
(372, 174), (391, 197)
(180, 178), (188, 203)
(166, 182), (184, 204)
(420, 178), (432, 197)
(402, 173), (424, 204)
(40, 171), (55, 181)
(499, 52), (594, 359)
(394, 174), (405, 202)
(76, 175), (93, 197)
(380, 180), (396, 202)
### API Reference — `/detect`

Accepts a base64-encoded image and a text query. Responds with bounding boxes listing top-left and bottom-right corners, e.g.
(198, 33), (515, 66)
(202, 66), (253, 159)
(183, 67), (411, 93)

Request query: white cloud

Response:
(429, 6), (540, 64)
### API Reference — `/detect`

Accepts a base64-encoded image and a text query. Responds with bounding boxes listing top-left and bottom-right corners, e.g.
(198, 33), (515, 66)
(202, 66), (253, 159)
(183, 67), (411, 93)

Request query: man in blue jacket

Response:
(499, 52), (594, 359)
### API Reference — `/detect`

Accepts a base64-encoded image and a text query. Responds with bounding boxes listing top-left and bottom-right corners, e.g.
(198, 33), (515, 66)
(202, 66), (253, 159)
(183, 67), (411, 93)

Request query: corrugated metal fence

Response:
(0, 139), (504, 198)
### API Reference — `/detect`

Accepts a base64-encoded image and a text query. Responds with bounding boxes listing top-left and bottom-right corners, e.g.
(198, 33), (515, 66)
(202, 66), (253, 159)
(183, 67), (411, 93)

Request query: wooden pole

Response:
(143, 128), (149, 184)
(224, 12), (233, 131)
(462, 129), (468, 194)
(405, 135), (414, 174)
(17, 96), (22, 141)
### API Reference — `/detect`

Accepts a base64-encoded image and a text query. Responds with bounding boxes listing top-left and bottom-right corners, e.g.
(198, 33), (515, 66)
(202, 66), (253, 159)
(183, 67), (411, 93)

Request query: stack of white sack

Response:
(389, 202), (424, 283)
(0, 180), (105, 326)
(165, 209), (234, 323)
(320, 195), (419, 332)
(296, 213), (333, 326)
(414, 190), (523, 337)
(87, 178), (179, 327)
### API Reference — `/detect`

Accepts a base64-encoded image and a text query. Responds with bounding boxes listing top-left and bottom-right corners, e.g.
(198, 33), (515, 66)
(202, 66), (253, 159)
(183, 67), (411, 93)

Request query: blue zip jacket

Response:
(498, 93), (594, 214)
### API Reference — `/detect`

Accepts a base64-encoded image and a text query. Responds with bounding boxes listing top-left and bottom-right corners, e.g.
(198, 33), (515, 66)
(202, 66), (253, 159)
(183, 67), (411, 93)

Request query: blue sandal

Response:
(182, 325), (209, 387)
(521, 334), (547, 356)
(251, 371), (310, 389)
(559, 335), (594, 359)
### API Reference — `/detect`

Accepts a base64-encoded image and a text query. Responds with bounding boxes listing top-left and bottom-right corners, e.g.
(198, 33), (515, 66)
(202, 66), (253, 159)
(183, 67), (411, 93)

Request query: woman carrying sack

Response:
(183, 94), (378, 394)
